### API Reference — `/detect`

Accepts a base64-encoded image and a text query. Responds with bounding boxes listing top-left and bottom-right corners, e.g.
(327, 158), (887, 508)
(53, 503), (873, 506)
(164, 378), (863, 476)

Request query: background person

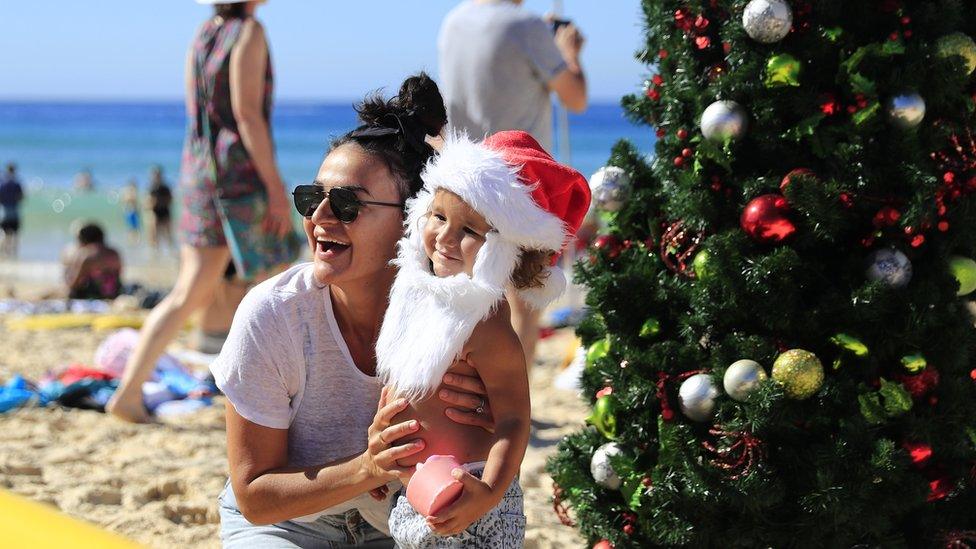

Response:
(61, 222), (123, 300)
(108, 0), (292, 423)
(0, 163), (25, 258)
(121, 178), (142, 245)
(146, 164), (175, 251)
(438, 0), (588, 370)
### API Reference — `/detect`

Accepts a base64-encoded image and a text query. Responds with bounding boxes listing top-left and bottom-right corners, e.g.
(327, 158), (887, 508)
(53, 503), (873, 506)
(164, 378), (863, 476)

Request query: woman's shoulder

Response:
(241, 263), (322, 314)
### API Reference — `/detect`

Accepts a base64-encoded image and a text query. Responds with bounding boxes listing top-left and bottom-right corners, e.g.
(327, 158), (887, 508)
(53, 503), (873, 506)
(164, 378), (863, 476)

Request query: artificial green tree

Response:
(548, 1), (976, 547)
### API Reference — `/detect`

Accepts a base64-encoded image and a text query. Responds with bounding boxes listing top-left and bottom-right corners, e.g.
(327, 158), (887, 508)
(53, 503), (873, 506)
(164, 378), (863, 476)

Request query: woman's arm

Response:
(228, 19), (290, 237)
(427, 315), (531, 535)
(226, 389), (425, 525)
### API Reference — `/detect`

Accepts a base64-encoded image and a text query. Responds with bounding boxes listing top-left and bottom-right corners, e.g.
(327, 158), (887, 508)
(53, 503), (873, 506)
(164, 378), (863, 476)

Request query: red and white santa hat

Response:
(400, 130), (591, 309)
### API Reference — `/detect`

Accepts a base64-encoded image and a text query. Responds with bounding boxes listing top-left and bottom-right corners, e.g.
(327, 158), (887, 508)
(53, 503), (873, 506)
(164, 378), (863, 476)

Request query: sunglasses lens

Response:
(329, 188), (361, 223)
(292, 186), (323, 217)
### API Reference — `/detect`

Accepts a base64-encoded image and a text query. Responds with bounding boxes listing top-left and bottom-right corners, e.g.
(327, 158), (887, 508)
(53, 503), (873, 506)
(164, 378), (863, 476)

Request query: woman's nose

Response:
(309, 197), (338, 225)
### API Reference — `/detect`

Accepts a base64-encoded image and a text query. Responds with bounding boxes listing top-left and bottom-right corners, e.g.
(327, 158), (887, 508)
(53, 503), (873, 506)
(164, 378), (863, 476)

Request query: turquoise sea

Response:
(0, 101), (654, 265)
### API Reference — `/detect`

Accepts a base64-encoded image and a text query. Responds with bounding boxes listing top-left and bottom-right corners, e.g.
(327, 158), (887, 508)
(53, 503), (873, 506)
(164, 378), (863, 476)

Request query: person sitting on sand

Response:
(62, 222), (122, 300)
(375, 130), (589, 547)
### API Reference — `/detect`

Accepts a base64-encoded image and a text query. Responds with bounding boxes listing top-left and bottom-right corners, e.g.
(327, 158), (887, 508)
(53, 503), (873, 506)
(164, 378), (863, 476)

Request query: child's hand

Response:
(425, 469), (495, 536)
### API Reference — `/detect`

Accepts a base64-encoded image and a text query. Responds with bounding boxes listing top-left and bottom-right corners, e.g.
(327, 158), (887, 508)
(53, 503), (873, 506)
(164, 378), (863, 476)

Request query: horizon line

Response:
(0, 95), (627, 106)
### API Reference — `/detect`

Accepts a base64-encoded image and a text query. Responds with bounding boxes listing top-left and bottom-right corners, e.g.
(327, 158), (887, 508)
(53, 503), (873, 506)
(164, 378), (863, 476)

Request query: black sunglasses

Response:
(292, 185), (404, 223)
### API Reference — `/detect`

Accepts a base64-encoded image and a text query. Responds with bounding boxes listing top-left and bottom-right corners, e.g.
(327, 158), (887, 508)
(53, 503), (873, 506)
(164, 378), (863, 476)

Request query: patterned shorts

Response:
(388, 467), (525, 549)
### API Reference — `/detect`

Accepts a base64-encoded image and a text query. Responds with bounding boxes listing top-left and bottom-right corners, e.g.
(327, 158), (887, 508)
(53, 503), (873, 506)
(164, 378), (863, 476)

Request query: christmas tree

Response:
(547, 1), (976, 547)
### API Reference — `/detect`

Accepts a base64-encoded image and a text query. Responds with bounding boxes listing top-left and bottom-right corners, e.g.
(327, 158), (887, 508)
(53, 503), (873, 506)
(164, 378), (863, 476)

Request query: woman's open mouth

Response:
(316, 238), (350, 259)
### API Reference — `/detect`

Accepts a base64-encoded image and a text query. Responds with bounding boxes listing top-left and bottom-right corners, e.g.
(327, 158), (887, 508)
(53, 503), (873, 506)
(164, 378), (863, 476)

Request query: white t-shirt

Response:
(211, 263), (396, 528)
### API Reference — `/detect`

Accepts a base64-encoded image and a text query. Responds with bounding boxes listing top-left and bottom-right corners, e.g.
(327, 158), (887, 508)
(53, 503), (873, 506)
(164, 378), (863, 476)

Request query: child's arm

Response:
(426, 310), (530, 535)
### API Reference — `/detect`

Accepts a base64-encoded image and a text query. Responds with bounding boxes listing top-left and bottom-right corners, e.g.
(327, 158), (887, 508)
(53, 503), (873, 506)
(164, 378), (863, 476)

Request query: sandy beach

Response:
(0, 269), (588, 548)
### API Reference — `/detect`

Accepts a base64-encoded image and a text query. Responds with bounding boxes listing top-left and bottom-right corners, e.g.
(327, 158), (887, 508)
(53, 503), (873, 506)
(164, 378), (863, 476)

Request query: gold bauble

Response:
(772, 349), (824, 400)
(936, 33), (976, 75)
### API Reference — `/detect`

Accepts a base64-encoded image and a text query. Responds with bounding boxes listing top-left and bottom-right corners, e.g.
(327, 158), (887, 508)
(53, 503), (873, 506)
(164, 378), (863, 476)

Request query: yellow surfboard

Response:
(0, 490), (139, 548)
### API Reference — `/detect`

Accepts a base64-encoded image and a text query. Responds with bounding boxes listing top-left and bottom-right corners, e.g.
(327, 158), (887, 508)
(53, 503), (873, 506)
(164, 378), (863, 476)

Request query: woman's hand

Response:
(438, 372), (495, 433)
(362, 387), (425, 481)
(264, 189), (292, 237)
(426, 469), (494, 536)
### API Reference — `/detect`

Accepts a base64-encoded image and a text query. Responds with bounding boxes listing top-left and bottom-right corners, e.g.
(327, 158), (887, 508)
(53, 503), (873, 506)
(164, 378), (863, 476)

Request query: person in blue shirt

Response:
(0, 163), (25, 258)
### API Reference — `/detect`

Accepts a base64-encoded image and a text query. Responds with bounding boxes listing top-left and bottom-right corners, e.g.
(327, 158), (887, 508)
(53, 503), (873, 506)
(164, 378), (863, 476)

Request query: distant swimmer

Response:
(0, 163), (25, 258)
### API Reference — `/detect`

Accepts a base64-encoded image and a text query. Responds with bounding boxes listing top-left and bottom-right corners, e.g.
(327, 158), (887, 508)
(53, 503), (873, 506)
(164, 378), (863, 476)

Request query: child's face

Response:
(423, 190), (492, 278)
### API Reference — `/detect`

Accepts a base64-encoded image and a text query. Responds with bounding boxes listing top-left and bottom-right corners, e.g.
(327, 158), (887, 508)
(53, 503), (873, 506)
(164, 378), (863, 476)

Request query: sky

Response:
(0, 0), (649, 103)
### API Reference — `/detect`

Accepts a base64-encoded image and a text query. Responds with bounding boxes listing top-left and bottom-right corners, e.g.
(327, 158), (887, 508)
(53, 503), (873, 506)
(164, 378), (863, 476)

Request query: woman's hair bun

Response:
(395, 72), (447, 138)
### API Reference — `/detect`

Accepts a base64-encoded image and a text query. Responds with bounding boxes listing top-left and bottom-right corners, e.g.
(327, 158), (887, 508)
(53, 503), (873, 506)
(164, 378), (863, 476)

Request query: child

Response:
(375, 131), (590, 547)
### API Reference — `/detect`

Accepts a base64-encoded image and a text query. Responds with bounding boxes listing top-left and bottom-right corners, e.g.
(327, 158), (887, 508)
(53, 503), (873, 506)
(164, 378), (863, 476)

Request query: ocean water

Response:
(0, 101), (654, 264)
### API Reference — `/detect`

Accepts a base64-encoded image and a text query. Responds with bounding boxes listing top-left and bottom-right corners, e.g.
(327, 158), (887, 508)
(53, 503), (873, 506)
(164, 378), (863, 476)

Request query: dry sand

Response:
(0, 296), (587, 548)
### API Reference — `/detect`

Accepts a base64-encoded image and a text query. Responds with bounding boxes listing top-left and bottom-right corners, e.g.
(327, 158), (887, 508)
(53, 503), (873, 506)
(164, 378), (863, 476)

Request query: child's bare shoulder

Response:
(464, 300), (522, 363)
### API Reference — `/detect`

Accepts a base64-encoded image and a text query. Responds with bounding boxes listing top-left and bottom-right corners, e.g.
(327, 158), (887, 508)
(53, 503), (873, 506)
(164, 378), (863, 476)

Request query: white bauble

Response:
(723, 359), (768, 402)
(590, 442), (624, 489)
(700, 100), (748, 142)
(866, 248), (913, 288)
(742, 0), (793, 44)
(887, 93), (926, 129)
(589, 166), (632, 212)
(679, 374), (720, 422)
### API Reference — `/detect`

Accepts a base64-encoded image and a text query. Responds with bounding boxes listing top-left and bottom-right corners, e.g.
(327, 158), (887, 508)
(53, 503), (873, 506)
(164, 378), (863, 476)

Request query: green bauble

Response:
(901, 354), (927, 374)
(587, 395), (619, 439)
(639, 318), (661, 338)
(586, 338), (610, 368)
(772, 349), (824, 399)
(764, 53), (802, 87)
(693, 249), (712, 281)
(830, 333), (868, 357)
(949, 255), (976, 296)
(936, 33), (976, 75)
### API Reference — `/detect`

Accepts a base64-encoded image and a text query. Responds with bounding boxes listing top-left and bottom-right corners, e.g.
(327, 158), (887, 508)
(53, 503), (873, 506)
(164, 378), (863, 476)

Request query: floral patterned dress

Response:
(179, 16), (273, 247)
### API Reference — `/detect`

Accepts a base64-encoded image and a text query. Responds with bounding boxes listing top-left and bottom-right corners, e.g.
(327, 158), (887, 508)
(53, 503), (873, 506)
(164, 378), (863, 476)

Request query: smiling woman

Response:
(209, 73), (498, 547)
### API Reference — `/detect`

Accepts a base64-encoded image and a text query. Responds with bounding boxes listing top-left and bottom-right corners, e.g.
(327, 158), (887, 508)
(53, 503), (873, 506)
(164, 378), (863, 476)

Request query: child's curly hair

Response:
(511, 249), (555, 289)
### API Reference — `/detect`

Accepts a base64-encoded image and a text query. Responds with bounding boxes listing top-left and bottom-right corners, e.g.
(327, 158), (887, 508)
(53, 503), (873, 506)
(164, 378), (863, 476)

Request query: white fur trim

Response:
(420, 134), (569, 253)
(516, 265), (567, 311)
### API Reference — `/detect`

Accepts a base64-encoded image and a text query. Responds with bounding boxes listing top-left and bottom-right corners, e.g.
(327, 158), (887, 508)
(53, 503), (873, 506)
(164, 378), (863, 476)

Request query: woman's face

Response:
(304, 144), (405, 287)
(422, 189), (491, 278)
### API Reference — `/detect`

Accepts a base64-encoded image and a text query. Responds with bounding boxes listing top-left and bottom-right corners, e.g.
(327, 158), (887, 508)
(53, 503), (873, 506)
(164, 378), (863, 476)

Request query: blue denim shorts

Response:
(218, 480), (394, 548)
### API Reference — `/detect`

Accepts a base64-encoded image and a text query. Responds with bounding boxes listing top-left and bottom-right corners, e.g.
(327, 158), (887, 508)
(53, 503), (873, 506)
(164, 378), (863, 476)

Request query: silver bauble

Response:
(887, 93), (926, 129)
(701, 100), (748, 142)
(589, 166), (631, 212)
(866, 248), (913, 288)
(723, 359), (768, 402)
(590, 442), (624, 489)
(742, 0), (794, 44)
(679, 374), (720, 422)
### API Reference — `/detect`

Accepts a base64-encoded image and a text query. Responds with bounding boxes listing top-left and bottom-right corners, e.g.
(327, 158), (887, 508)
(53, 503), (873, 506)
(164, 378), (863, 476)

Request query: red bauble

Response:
(928, 476), (952, 502)
(740, 194), (796, 244)
(902, 441), (933, 468)
(896, 367), (940, 399)
(623, 524), (635, 535)
(593, 541), (614, 549)
(779, 168), (816, 191)
(593, 235), (622, 259)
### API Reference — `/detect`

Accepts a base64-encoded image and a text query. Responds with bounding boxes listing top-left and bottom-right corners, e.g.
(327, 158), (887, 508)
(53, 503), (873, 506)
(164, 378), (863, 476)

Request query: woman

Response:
(108, 0), (292, 422)
(212, 75), (493, 547)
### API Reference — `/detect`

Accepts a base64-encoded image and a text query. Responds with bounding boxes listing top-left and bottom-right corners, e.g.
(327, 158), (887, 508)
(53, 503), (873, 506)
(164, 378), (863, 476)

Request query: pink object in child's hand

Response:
(406, 455), (464, 516)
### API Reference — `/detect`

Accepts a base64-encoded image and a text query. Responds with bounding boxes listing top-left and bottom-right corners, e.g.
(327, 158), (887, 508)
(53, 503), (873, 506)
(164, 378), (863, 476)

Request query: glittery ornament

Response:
(948, 256), (976, 296)
(723, 359), (767, 401)
(936, 32), (976, 75)
(830, 333), (869, 357)
(764, 53), (802, 87)
(741, 194), (796, 244)
(772, 349), (824, 399)
(902, 441), (933, 468)
(692, 249), (713, 281)
(865, 248), (913, 288)
(678, 373), (720, 422)
(742, 0), (794, 43)
(590, 442), (624, 489)
(585, 338), (610, 367)
(887, 93), (926, 129)
(660, 220), (705, 277)
(700, 100), (748, 142)
(896, 367), (940, 400)
(928, 476), (952, 502)
(587, 395), (619, 439)
(589, 166), (632, 212)
(639, 318), (661, 338)
(901, 354), (927, 374)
